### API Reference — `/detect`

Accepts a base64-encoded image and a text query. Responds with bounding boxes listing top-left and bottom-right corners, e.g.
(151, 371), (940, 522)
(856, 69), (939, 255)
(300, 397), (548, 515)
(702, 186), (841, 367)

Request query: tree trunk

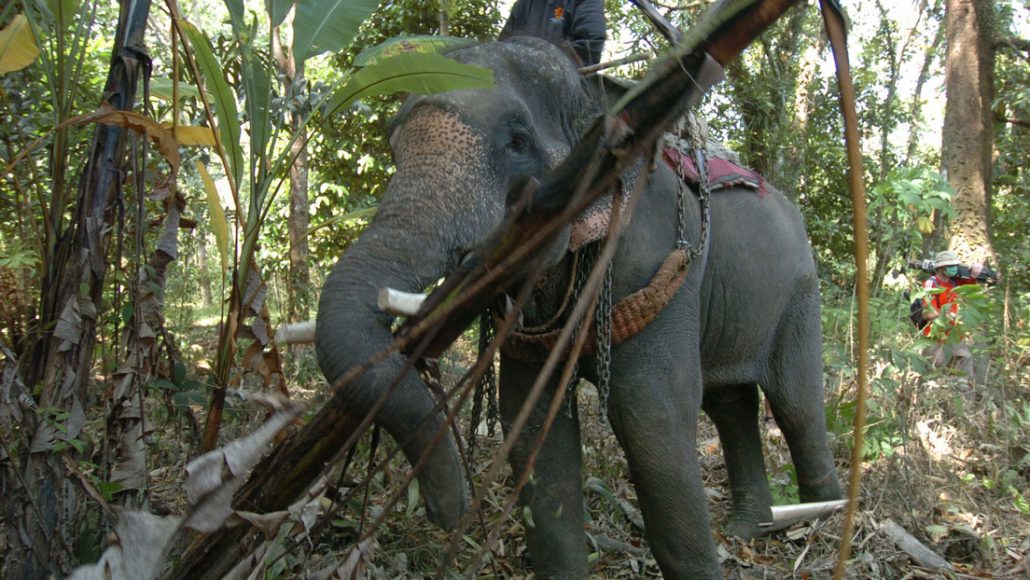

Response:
(2, 0), (152, 577)
(725, 6), (807, 185)
(906, 22), (945, 165)
(288, 86), (311, 322)
(869, 0), (934, 293)
(273, 23), (311, 322)
(439, 0), (450, 36)
(942, 0), (997, 263)
(197, 231), (213, 307)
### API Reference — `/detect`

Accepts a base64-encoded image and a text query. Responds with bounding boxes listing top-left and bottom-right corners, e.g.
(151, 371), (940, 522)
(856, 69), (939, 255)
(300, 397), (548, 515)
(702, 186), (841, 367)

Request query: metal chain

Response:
(675, 159), (690, 251)
(673, 112), (711, 261)
(468, 313), (497, 458)
(595, 258), (613, 422)
(562, 243), (600, 419)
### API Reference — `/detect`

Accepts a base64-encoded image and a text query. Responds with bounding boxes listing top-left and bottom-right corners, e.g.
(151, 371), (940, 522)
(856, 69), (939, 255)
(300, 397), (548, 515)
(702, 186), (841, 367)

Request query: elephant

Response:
(316, 37), (841, 578)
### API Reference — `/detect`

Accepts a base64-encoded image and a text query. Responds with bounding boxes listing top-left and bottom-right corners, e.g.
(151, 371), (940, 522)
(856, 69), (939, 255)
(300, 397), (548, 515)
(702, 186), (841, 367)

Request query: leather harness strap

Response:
(500, 247), (691, 361)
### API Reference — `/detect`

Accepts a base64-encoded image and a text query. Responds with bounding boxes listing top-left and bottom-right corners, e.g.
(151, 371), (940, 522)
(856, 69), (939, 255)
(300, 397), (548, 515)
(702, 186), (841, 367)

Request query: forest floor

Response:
(159, 324), (1030, 578)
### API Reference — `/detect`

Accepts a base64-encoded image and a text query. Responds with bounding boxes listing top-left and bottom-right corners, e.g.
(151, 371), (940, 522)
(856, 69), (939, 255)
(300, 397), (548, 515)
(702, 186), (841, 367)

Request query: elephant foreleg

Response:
(606, 369), (721, 579)
(499, 356), (588, 579)
(702, 383), (774, 539)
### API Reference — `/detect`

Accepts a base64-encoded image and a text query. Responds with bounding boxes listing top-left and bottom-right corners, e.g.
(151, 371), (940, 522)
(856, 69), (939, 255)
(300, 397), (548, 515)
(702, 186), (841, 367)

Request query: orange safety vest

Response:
(922, 274), (976, 337)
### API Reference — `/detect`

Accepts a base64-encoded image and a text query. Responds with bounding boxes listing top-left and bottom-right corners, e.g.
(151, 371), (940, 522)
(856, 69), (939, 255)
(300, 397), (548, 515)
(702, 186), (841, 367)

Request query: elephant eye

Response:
(509, 132), (530, 152)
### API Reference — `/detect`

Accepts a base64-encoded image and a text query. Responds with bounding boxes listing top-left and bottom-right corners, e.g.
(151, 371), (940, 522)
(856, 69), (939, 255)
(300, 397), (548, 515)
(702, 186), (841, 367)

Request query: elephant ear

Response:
(596, 74), (636, 104)
(575, 74), (636, 140)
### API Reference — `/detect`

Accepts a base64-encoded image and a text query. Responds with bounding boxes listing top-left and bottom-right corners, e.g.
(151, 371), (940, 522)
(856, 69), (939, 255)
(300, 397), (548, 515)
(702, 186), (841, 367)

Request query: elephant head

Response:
(316, 38), (600, 530)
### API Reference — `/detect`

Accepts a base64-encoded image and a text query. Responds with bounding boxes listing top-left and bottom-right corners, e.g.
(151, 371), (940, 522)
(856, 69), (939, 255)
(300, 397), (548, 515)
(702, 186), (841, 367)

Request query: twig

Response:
(588, 533), (646, 556)
(579, 51), (653, 74)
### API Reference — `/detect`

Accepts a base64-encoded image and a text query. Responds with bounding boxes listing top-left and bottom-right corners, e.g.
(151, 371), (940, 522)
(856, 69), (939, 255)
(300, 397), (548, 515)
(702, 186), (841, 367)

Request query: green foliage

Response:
(868, 166), (953, 237)
(324, 50), (494, 117)
(0, 0), (114, 279)
(309, 0), (502, 268)
(913, 281), (994, 346)
(150, 360), (207, 412)
(354, 34), (477, 66)
(180, 19), (244, 190)
(992, 4), (1030, 293)
(769, 464), (799, 506)
(0, 239), (38, 271)
(292, 0), (381, 63)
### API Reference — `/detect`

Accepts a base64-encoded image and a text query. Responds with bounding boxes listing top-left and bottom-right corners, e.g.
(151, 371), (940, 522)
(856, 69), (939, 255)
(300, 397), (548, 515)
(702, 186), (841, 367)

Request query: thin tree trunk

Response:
(906, 22), (945, 164)
(3, 0), (152, 577)
(874, 0), (918, 181)
(273, 21), (311, 322)
(197, 231), (213, 307)
(440, 0), (450, 36)
(288, 88), (311, 321)
(869, 0), (933, 293)
(792, 31), (825, 196)
(726, 5), (806, 184)
(942, 0), (997, 263)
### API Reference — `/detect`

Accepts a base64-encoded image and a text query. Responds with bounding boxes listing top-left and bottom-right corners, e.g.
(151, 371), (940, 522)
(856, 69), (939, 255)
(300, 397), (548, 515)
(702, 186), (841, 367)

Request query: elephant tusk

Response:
(275, 320), (317, 344)
(273, 288), (427, 345)
(378, 287), (427, 317)
(761, 499), (848, 532)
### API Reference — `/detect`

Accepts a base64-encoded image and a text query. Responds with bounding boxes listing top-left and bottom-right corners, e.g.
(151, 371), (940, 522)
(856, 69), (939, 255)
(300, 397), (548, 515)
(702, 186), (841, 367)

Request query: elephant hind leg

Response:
(702, 383), (773, 540)
(764, 296), (843, 504)
(764, 383), (842, 503)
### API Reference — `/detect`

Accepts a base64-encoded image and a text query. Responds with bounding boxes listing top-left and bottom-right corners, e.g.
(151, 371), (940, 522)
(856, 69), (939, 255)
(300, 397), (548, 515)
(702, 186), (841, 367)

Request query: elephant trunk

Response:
(316, 230), (467, 530)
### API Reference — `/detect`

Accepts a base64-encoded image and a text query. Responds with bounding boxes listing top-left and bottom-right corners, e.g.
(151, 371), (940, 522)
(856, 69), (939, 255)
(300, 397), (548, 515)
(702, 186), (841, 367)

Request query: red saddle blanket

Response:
(569, 146), (769, 251)
(662, 146), (768, 196)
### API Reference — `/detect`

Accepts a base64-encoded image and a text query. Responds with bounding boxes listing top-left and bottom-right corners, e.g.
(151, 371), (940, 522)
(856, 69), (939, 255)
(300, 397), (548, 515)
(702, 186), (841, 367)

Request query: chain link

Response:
(562, 243), (599, 419)
(676, 165), (690, 251)
(689, 113), (713, 261)
(468, 313), (498, 459)
(673, 112), (711, 261)
(595, 257), (613, 421)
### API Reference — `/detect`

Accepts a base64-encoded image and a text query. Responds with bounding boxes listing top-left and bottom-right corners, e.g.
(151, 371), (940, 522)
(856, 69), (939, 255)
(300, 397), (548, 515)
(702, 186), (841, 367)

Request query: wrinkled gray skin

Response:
(317, 38), (841, 578)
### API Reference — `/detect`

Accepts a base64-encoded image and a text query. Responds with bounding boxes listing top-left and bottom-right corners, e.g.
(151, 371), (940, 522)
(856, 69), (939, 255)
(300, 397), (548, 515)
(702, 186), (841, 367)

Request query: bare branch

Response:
(995, 112), (1030, 128)
(995, 36), (1030, 53)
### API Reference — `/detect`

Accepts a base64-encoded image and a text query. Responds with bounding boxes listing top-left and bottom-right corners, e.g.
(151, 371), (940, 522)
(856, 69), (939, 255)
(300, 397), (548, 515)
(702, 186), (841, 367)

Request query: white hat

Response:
(934, 250), (961, 268)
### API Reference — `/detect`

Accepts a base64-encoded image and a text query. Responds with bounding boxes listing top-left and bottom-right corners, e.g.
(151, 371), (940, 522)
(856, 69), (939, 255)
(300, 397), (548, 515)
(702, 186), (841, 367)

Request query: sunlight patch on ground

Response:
(195, 314), (222, 328)
(916, 418), (955, 461)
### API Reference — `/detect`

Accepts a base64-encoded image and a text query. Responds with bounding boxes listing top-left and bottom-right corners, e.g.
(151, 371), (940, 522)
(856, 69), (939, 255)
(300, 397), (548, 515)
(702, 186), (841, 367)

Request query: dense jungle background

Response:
(1, 0), (1029, 577)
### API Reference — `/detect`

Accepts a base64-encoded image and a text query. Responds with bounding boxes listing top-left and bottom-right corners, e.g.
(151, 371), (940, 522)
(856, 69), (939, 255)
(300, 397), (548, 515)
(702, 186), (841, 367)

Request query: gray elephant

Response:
(316, 38), (841, 578)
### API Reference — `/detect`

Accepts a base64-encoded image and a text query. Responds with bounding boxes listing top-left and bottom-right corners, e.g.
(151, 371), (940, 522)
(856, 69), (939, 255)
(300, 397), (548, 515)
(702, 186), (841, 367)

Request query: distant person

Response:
(500, 0), (606, 66)
(920, 250), (986, 377)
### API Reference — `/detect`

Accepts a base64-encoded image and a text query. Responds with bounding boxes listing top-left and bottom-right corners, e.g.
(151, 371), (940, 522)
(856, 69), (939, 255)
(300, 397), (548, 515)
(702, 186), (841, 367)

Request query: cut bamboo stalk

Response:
(761, 499), (848, 532)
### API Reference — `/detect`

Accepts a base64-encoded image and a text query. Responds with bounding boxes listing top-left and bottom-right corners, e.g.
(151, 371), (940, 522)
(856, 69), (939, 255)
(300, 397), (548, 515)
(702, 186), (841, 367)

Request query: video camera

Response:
(908, 259), (1000, 285)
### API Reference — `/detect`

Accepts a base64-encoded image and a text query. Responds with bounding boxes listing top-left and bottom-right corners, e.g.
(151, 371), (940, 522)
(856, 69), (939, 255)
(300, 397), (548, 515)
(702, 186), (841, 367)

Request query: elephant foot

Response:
(799, 478), (843, 504)
(726, 517), (767, 540)
(725, 505), (773, 540)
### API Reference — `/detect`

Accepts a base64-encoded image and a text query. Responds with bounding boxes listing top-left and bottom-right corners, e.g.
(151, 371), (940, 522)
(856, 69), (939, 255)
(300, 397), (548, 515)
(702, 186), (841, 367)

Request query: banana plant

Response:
(171, 0), (493, 451)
